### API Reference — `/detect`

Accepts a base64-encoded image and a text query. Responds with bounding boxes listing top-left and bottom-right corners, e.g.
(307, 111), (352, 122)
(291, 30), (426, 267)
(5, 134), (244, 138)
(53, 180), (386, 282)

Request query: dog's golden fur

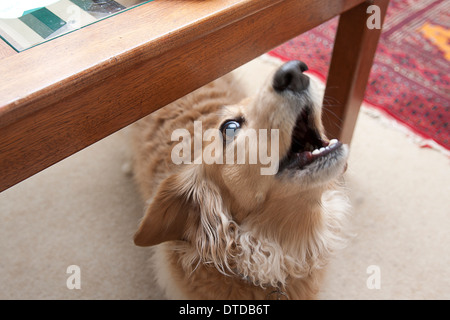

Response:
(131, 63), (350, 299)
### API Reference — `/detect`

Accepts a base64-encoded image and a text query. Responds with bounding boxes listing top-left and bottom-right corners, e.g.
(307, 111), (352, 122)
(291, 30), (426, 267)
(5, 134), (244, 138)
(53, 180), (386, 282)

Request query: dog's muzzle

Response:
(273, 60), (347, 175)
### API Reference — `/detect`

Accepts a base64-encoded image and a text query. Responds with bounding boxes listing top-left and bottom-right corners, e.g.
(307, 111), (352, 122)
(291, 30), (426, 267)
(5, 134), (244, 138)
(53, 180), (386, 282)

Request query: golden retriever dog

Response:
(132, 60), (350, 299)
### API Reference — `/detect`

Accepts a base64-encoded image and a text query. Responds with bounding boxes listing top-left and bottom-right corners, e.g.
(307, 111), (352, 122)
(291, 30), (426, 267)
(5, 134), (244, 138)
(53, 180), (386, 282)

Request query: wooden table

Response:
(0, 0), (388, 192)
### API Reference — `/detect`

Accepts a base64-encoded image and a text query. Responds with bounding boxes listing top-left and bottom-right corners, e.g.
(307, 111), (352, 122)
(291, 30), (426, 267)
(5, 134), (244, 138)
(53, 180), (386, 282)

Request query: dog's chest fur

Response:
(152, 241), (326, 299)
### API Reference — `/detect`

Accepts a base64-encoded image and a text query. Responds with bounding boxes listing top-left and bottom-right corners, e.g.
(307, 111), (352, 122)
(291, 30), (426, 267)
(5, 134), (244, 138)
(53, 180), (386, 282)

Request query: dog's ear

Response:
(134, 168), (196, 247)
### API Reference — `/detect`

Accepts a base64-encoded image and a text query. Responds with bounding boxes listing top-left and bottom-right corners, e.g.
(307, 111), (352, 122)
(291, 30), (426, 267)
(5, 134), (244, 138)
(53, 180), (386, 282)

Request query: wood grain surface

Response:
(0, 0), (369, 192)
(0, 40), (16, 60)
(323, 0), (389, 143)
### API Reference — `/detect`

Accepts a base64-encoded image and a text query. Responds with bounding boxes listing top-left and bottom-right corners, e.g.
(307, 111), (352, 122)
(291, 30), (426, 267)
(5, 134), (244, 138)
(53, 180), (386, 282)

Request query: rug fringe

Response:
(361, 103), (450, 157)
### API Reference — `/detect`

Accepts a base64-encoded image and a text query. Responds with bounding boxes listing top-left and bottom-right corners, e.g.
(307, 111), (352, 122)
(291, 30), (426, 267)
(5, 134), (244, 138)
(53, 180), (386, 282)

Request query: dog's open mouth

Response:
(279, 108), (343, 171)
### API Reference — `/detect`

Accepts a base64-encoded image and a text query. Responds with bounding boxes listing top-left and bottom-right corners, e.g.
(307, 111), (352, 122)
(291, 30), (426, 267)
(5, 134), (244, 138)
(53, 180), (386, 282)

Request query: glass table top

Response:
(0, 0), (153, 52)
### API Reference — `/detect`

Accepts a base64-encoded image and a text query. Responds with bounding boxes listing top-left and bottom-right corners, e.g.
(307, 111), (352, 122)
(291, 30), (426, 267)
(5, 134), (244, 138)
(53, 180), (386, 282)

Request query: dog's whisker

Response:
(321, 107), (344, 132)
(322, 95), (342, 106)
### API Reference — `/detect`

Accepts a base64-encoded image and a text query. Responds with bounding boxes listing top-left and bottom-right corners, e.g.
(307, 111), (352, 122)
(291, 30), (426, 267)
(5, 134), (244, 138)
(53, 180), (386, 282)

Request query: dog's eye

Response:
(220, 120), (241, 138)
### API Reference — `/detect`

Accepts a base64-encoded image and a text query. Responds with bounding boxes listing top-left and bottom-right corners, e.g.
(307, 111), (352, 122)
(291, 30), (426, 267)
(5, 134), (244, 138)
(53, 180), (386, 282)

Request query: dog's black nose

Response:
(272, 60), (310, 93)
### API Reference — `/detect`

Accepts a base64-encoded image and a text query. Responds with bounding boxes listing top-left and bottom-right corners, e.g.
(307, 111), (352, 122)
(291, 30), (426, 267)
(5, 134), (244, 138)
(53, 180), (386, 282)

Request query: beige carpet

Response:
(1, 57), (449, 300)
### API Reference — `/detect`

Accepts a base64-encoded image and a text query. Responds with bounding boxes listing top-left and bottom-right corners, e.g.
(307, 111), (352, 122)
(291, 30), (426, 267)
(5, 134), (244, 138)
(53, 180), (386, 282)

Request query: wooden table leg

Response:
(322, 0), (389, 144)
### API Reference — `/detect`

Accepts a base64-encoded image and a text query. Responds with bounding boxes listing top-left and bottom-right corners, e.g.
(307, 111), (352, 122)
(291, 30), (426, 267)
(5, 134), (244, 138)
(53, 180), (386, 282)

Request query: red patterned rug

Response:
(269, 0), (450, 152)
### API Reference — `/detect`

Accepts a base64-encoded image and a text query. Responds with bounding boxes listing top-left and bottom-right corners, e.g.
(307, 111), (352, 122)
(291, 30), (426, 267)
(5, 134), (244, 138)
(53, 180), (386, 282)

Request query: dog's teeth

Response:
(319, 147), (325, 152)
(312, 149), (320, 155)
(329, 139), (338, 145)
